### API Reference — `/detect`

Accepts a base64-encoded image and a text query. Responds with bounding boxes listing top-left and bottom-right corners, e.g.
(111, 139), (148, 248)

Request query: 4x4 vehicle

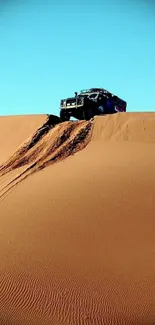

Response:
(60, 88), (127, 121)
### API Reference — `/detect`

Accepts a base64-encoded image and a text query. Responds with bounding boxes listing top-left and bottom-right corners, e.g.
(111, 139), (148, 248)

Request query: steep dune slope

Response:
(0, 113), (155, 325)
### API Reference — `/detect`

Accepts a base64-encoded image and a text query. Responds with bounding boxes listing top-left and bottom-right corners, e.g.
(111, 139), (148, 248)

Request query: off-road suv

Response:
(60, 88), (127, 121)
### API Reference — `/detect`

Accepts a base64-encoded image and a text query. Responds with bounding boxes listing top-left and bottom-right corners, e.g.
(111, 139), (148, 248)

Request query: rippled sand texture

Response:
(0, 112), (155, 325)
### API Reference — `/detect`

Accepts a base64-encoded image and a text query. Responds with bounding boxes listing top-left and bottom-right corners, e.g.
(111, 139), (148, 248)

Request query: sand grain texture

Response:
(0, 112), (155, 325)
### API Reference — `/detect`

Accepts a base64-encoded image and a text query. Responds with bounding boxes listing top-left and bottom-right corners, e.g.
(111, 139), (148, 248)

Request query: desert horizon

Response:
(0, 112), (155, 324)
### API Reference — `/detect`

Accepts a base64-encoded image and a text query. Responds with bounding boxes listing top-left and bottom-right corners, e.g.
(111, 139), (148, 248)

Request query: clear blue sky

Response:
(0, 0), (155, 116)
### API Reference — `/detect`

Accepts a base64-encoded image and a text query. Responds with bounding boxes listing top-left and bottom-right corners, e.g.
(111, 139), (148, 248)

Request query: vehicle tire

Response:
(60, 109), (70, 122)
(83, 108), (94, 120)
(98, 105), (105, 114)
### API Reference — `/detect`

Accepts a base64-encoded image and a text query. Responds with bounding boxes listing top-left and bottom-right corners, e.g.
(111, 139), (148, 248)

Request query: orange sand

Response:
(0, 112), (155, 325)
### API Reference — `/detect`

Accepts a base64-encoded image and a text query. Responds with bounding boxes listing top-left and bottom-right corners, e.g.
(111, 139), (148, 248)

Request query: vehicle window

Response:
(89, 93), (98, 99)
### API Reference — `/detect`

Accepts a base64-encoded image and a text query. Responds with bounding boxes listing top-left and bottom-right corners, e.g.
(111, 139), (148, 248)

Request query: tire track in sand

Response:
(0, 120), (92, 201)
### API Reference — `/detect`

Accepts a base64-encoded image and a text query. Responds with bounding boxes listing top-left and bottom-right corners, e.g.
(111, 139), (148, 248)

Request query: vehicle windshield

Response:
(78, 94), (88, 97)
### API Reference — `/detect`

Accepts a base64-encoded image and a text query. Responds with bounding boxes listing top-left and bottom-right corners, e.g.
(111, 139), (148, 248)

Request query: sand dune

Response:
(0, 112), (155, 324)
